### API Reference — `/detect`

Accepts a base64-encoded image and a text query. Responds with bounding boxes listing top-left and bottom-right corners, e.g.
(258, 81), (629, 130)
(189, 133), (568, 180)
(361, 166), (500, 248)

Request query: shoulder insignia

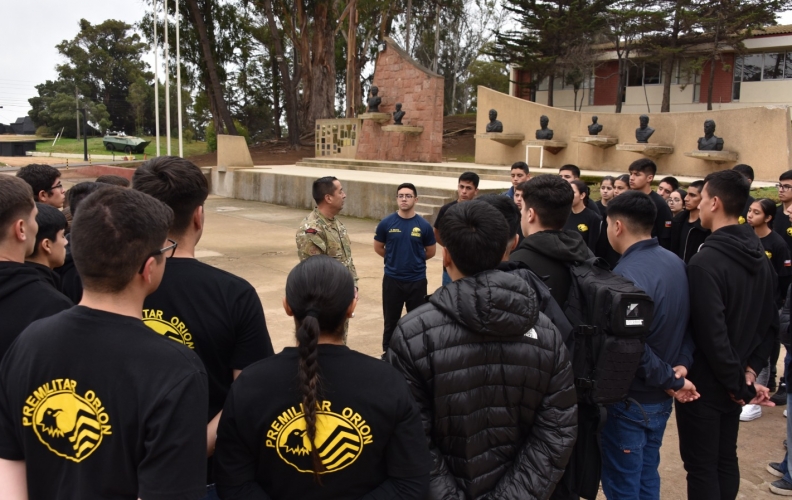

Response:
(305, 228), (318, 234)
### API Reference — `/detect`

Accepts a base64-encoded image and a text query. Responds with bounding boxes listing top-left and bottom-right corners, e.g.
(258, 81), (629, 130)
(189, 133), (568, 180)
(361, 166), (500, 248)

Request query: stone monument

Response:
(393, 103), (405, 125)
(636, 115), (655, 143)
(697, 119), (724, 151)
(486, 109), (503, 133)
(536, 115), (554, 140)
(588, 116), (603, 136)
(367, 86), (382, 112)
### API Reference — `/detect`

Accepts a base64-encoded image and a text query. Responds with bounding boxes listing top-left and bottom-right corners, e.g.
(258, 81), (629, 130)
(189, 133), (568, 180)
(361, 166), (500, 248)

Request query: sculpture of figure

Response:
(367, 86), (382, 112)
(393, 103), (405, 125)
(697, 119), (724, 151)
(635, 115), (655, 143)
(588, 116), (603, 136)
(486, 109), (503, 133)
(536, 115), (554, 140)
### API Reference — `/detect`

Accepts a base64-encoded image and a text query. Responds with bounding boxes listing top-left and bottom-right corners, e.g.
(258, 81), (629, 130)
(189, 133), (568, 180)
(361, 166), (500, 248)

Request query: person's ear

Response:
(442, 246), (452, 269)
(37, 190), (48, 202)
(510, 234), (519, 252)
(614, 219), (624, 237)
(41, 238), (53, 256)
(194, 205), (204, 231)
(13, 219), (27, 243)
(346, 296), (357, 318)
(647, 174), (655, 183)
(283, 297), (294, 317)
(527, 207), (537, 223)
(141, 256), (157, 284)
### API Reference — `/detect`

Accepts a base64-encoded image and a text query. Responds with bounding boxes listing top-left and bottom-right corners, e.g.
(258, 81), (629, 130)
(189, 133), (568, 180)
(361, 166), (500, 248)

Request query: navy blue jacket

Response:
(613, 238), (694, 403)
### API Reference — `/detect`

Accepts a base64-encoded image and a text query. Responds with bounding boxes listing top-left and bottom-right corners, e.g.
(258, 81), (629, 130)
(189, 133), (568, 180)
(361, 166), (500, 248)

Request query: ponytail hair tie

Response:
(305, 309), (321, 319)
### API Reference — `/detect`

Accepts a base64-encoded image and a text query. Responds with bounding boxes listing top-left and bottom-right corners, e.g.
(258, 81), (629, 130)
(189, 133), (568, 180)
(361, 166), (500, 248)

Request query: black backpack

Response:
(564, 257), (654, 405)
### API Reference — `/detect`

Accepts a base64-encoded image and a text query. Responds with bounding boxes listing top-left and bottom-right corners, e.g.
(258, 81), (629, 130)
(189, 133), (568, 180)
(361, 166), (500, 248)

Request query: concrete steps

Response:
(296, 158), (512, 182)
(414, 194), (450, 224)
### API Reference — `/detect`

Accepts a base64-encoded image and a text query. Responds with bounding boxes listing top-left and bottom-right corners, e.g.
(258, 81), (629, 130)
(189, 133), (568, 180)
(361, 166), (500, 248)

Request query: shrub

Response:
(205, 120), (250, 152)
(35, 126), (52, 137)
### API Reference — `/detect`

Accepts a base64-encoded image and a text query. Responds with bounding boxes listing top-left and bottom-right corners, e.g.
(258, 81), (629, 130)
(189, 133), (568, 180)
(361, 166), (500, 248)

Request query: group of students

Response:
(0, 155), (785, 500)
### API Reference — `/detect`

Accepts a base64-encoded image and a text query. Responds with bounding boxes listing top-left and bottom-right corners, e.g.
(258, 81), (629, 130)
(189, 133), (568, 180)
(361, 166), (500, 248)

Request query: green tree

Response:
(127, 77), (151, 136)
(466, 58), (509, 110)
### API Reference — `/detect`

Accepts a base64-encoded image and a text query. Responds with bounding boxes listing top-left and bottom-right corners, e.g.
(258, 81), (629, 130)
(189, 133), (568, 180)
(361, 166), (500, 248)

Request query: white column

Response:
(153, 0), (160, 156)
(164, 0), (171, 155)
(175, 0), (183, 157)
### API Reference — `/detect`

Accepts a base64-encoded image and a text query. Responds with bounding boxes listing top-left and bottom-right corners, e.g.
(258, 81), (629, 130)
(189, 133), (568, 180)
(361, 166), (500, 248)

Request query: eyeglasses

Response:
(138, 239), (178, 274)
(777, 183), (792, 192)
(49, 182), (63, 192)
(397, 194), (414, 199)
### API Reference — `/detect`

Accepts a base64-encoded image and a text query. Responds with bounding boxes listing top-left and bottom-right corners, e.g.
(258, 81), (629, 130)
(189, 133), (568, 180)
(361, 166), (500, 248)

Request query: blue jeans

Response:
(200, 484), (220, 500)
(442, 269), (451, 286)
(777, 351), (792, 483)
(601, 399), (673, 500)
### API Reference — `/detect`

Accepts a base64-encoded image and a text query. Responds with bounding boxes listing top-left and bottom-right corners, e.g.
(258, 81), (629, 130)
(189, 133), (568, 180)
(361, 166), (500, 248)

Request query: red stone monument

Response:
(355, 37), (444, 163)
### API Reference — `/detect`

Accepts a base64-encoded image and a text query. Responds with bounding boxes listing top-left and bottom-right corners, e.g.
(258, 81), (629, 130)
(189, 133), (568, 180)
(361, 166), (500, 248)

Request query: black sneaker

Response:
(771, 378), (778, 392)
(769, 462), (786, 478)
(770, 478), (792, 496)
(772, 386), (788, 406)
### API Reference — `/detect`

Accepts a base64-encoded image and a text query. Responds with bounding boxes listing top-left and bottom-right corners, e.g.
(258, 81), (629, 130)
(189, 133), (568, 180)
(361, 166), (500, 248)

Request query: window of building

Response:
(733, 52), (792, 100)
(627, 62), (662, 86)
(763, 53), (786, 79)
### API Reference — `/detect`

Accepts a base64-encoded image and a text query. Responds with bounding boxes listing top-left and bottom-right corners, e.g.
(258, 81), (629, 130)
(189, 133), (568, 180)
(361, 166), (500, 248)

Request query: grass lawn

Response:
(34, 137), (208, 159)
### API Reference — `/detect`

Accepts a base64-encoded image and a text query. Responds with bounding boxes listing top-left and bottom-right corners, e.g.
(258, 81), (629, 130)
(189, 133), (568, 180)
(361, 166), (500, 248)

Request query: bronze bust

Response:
(393, 103), (405, 125)
(697, 119), (724, 151)
(536, 115), (553, 140)
(588, 116), (603, 136)
(486, 109), (503, 133)
(636, 115), (655, 143)
(367, 86), (382, 113)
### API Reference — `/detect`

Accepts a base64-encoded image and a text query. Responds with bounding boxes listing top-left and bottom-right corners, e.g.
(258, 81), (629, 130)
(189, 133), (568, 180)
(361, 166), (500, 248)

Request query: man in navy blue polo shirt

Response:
(375, 183), (436, 353)
(601, 190), (697, 500)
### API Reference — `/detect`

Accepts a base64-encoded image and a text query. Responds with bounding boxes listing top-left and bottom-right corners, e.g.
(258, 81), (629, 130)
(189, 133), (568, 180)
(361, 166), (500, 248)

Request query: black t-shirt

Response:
(677, 217), (694, 258)
(649, 191), (674, 250)
(0, 306), (208, 500)
(142, 258), (274, 421)
(586, 197), (601, 216)
(564, 208), (601, 252)
(762, 231), (792, 278)
(774, 204), (792, 255)
(214, 344), (430, 499)
(595, 200), (606, 215)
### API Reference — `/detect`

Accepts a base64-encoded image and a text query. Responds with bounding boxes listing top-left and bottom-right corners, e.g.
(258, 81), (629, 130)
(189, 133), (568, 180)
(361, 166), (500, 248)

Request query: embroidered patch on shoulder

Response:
(524, 328), (538, 339)
(305, 228), (318, 234)
(664, 221), (672, 228)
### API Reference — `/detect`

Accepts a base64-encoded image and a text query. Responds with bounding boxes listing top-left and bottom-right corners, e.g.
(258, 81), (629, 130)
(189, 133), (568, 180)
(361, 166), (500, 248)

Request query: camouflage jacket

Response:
(296, 208), (359, 286)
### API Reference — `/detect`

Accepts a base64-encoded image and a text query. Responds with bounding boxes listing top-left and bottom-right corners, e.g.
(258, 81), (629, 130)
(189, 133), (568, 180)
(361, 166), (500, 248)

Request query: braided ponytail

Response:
(296, 314), (325, 481)
(285, 255), (355, 484)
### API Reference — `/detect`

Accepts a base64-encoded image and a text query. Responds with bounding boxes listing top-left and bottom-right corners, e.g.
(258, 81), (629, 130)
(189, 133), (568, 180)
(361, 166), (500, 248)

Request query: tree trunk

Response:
(432, 2), (441, 73)
(547, 73), (555, 107)
(706, 23), (721, 111)
(661, 8), (681, 113)
(345, 0), (357, 118)
(615, 56), (625, 113)
(660, 57), (674, 112)
(303, 0), (336, 126)
(262, 0), (300, 146)
(271, 47), (282, 139)
(185, 0), (237, 135)
(406, 0), (412, 54)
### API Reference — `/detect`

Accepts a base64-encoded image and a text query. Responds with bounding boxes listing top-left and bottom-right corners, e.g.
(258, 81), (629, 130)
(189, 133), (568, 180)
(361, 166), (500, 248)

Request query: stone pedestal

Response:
(525, 140), (567, 155)
(684, 150), (739, 163)
(616, 143), (674, 158)
(573, 136), (618, 149)
(359, 113), (391, 124)
(382, 125), (424, 135)
(475, 133), (525, 147)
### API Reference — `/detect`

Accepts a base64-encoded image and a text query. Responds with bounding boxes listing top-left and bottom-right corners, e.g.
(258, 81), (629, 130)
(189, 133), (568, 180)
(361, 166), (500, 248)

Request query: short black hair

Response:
(659, 176), (679, 191)
(688, 180), (705, 192)
(606, 191), (656, 234)
(30, 203), (67, 258)
(570, 180), (589, 201)
(16, 164), (61, 201)
(133, 156), (209, 237)
(732, 164), (754, 182)
(439, 201), (508, 276)
(702, 169), (750, 218)
(312, 176), (338, 205)
(477, 194), (521, 239)
(397, 183), (417, 196)
(628, 158), (657, 176)
(615, 174), (630, 186)
(511, 162), (529, 175)
(676, 188), (687, 200)
(0, 176), (35, 243)
(71, 187), (174, 293)
(67, 182), (107, 218)
(559, 164), (581, 178)
(519, 174), (574, 230)
(779, 170), (792, 182)
(95, 174), (131, 187)
(458, 171), (480, 188)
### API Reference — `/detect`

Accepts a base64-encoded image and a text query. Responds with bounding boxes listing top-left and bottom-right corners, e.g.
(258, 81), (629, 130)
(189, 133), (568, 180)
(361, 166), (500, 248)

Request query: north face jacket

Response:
(386, 270), (577, 500)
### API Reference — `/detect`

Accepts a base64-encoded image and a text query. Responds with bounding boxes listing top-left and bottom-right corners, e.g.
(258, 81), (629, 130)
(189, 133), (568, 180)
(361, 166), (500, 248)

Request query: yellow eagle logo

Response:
(577, 224), (589, 232)
(766, 250), (773, 259)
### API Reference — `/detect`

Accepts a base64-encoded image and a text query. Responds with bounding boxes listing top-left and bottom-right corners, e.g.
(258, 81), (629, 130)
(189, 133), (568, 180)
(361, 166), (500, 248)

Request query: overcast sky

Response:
(2, 1), (792, 126)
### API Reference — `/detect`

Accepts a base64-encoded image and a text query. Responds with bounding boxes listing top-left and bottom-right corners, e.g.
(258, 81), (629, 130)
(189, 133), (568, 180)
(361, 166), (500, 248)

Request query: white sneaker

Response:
(740, 404), (762, 422)
(785, 409), (788, 418)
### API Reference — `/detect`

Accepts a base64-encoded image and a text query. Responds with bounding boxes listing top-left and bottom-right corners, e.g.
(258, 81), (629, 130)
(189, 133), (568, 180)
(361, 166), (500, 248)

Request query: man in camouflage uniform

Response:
(296, 176), (359, 289)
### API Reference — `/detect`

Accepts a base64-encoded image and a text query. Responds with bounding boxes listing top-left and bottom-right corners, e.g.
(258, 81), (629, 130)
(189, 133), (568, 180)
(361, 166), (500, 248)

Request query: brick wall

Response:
(356, 37), (444, 163)
(699, 53), (734, 104)
(594, 60), (620, 106)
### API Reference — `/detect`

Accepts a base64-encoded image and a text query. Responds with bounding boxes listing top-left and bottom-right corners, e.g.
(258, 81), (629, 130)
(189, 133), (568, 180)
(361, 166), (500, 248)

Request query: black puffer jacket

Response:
(386, 270), (577, 500)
